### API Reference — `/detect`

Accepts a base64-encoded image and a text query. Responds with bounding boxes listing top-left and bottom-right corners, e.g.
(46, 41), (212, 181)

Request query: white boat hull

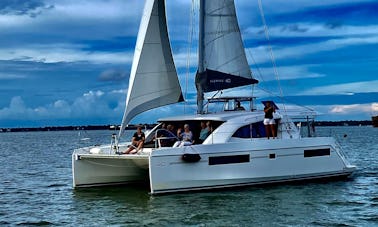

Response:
(149, 137), (355, 194)
(72, 137), (355, 194)
(72, 147), (149, 188)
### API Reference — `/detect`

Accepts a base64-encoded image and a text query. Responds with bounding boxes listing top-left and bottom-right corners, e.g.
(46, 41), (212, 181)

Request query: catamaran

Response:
(72, 0), (356, 194)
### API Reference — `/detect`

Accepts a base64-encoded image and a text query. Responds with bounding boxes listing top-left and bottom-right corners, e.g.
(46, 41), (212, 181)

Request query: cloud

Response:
(0, 44), (134, 64)
(110, 89), (126, 95)
(272, 103), (373, 120)
(280, 24), (309, 33)
(299, 80), (378, 96)
(50, 0), (142, 21)
(371, 103), (378, 112)
(247, 36), (378, 66)
(0, 0), (143, 34)
(241, 0), (377, 17)
(0, 73), (25, 80)
(0, 96), (33, 119)
(245, 24), (378, 64)
(330, 104), (372, 115)
(0, 90), (125, 124)
(99, 69), (128, 81)
(248, 23), (378, 39)
(0, 0), (53, 17)
(253, 65), (325, 82)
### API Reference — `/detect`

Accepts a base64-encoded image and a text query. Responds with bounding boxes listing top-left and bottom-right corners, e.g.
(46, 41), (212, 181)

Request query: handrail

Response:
(154, 129), (179, 148)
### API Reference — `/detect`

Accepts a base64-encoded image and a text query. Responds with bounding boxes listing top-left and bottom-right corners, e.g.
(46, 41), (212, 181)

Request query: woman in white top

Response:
(174, 124), (194, 147)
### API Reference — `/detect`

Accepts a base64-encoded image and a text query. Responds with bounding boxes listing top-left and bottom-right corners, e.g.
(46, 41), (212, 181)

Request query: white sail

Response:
(119, 0), (183, 137)
(202, 0), (252, 78)
(196, 0), (257, 113)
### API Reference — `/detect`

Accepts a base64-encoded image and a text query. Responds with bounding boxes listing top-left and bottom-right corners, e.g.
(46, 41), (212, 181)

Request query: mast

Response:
(197, 0), (205, 114)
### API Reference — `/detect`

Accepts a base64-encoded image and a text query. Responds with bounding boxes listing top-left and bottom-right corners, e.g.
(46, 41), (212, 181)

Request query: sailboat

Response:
(72, 0), (356, 194)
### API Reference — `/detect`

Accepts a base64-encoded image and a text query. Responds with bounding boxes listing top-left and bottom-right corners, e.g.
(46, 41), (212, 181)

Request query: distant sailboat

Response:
(72, 0), (355, 194)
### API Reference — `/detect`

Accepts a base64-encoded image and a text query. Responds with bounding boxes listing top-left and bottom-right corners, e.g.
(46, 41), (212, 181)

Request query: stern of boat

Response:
(72, 146), (150, 188)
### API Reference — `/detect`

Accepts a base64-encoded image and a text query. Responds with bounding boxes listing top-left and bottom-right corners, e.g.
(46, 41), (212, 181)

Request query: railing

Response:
(333, 139), (351, 165)
(154, 129), (179, 148)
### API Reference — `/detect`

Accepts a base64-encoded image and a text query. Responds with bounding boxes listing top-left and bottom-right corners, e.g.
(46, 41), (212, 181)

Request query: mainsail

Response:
(119, 0), (184, 137)
(196, 0), (258, 113)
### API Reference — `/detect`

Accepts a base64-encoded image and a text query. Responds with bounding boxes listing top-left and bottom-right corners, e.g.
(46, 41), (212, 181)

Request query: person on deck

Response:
(123, 126), (145, 154)
(264, 102), (276, 139)
(206, 121), (213, 133)
(167, 124), (175, 135)
(198, 121), (210, 143)
(235, 101), (245, 111)
(174, 124), (194, 147)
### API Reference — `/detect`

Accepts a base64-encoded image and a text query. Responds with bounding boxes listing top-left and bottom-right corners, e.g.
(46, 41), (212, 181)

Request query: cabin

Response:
(141, 97), (306, 149)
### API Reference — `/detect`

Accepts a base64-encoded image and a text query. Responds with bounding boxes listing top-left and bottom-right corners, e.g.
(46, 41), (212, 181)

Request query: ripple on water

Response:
(47, 183), (68, 188)
(16, 220), (53, 226)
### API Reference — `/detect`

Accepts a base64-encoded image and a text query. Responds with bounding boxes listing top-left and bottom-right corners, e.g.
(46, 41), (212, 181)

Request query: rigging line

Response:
(203, 90), (222, 108)
(246, 48), (265, 83)
(256, 85), (315, 112)
(257, 0), (287, 113)
(185, 0), (197, 114)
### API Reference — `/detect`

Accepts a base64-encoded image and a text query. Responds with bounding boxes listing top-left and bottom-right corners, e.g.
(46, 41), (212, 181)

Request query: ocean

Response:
(0, 126), (377, 226)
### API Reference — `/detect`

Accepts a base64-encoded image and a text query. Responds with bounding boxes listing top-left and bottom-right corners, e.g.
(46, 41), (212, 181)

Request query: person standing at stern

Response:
(264, 102), (276, 139)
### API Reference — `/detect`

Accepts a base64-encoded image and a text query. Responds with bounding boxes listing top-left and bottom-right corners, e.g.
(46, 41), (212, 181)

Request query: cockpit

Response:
(143, 120), (224, 148)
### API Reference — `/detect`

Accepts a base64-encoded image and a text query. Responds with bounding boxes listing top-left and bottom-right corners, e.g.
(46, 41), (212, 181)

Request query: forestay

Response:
(119, 0), (184, 137)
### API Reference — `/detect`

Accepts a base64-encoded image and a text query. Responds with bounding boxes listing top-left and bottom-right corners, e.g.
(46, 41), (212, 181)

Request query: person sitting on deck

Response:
(123, 126), (145, 154)
(174, 124), (194, 147)
(198, 121), (210, 143)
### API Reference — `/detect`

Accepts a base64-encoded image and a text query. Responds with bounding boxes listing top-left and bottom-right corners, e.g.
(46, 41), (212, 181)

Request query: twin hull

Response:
(72, 137), (355, 194)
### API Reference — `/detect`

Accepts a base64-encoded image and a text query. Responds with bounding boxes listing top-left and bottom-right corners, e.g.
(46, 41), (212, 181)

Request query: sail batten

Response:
(119, 0), (183, 137)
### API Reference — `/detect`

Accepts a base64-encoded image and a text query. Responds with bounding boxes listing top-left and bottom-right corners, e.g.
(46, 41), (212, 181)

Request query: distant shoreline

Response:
(0, 124), (157, 133)
(0, 120), (373, 133)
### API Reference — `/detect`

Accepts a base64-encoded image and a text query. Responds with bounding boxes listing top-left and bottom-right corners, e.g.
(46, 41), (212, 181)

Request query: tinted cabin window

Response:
(232, 122), (266, 138)
(209, 154), (250, 165)
(304, 148), (330, 157)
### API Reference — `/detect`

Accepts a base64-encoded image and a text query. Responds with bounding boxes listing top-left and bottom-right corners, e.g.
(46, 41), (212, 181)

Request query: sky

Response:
(0, 0), (377, 128)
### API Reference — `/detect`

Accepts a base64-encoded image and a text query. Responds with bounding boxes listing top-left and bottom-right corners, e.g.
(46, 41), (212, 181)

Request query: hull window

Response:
(304, 148), (330, 157)
(209, 154), (250, 165)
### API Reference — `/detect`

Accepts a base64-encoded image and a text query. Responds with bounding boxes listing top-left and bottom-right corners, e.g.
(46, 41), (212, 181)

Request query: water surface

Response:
(0, 127), (377, 226)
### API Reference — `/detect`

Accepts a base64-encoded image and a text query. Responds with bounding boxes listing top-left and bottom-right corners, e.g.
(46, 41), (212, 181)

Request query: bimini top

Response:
(158, 110), (269, 123)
